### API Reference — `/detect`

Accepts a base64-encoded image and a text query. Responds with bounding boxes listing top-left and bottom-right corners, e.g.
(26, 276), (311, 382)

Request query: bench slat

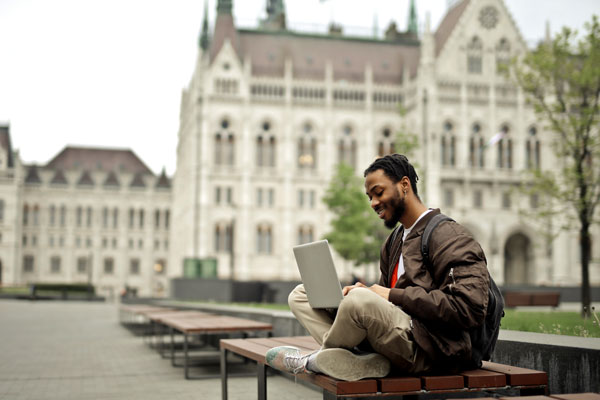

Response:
(221, 338), (271, 363)
(482, 361), (547, 386)
(460, 368), (507, 388)
(421, 374), (465, 390)
(162, 316), (272, 333)
(379, 377), (421, 393)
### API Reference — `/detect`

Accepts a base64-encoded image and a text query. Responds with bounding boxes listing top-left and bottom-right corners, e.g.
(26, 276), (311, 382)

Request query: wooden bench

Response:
(220, 336), (548, 400)
(118, 304), (176, 335)
(160, 314), (272, 380)
(453, 393), (600, 400)
(504, 291), (561, 308)
(141, 309), (215, 353)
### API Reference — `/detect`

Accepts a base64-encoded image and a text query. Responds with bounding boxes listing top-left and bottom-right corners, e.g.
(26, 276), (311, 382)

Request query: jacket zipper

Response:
(449, 268), (456, 291)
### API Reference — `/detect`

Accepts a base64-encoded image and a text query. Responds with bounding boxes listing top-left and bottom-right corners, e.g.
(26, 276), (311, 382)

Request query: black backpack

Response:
(421, 213), (504, 368)
(391, 213), (504, 368)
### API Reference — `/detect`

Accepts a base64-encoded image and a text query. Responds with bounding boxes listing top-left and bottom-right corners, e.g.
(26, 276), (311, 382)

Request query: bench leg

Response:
(184, 333), (190, 379)
(170, 327), (176, 367)
(258, 363), (267, 400)
(221, 348), (228, 400)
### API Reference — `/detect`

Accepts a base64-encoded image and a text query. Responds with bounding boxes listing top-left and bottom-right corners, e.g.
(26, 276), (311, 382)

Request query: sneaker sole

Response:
(313, 348), (390, 381)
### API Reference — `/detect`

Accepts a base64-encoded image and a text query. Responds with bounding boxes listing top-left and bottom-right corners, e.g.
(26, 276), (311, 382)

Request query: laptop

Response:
(292, 240), (344, 308)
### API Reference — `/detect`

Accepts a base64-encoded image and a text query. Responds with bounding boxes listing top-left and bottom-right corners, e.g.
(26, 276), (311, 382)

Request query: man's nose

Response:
(370, 198), (379, 209)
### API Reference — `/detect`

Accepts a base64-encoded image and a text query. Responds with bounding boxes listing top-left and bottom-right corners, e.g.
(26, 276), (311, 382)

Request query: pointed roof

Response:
(46, 146), (153, 175)
(77, 170), (94, 186)
(407, 0), (418, 36)
(25, 165), (41, 184)
(0, 125), (15, 168)
(434, 0), (471, 56)
(210, 0), (239, 60)
(199, 0), (210, 50)
(155, 168), (171, 189)
(103, 171), (120, 187)
(130, 172), (146, 188)
(50, 169), (68, 185)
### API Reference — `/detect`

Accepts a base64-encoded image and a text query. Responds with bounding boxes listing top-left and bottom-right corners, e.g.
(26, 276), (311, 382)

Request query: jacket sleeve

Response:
(389, 223), (490, 330)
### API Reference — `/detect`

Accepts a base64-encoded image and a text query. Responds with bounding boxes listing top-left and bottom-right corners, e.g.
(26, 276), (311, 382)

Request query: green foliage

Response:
(513, 16), (600, 315)
(322, 163), (389, 266)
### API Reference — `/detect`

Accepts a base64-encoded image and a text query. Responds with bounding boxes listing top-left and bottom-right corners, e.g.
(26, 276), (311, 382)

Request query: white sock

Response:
(306, 352), (322, 373)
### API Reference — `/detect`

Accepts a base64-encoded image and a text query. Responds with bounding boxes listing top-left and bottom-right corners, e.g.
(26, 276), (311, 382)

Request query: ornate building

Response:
(0, 128), (171, 299)
(170, 0), (599, 286)
(1, 0), (598, 298)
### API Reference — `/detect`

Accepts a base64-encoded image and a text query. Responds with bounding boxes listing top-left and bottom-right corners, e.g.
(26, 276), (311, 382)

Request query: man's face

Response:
(365, 169), (405, 229)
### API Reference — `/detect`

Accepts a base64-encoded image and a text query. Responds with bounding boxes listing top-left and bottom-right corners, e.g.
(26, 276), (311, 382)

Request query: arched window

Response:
(469, 123), (485, 168)
(32, 205), (39, 226)
(215, 118), (235, 166)
(49, 204), (56, 226)
(22, 204), (29, 225)
(526, 126), (541, 169)
(440, 121), (456, 167)
(256, 224), (273, 254)
(297, 122), (317, 169)
(377, 127), (395, 157)
(338, 124), (357, 170)
(214, 222), (233, 253)
(495, 38), (511, 74)
(256, 121), (276, 167)
(467, 36), (483, 74)
(297, 225), (314, 245)
(497, 124), (512, 169)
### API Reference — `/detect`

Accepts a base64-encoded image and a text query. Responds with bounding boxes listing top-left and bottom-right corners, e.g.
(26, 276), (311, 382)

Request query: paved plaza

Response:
(0, 300), (320, 400)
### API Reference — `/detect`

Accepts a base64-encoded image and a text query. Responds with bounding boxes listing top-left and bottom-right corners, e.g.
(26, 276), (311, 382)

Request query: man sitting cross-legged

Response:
(266, 154), (490, 381)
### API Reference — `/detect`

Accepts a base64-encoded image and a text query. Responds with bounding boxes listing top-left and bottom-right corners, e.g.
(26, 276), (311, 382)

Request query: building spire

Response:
(407, 0), (418, 36)
(217, 0), (232, 15)
(199, 0), (210, 50)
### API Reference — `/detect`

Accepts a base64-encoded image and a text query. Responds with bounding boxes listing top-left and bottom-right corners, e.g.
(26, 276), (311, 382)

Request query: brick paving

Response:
(0, 300), (319, 400)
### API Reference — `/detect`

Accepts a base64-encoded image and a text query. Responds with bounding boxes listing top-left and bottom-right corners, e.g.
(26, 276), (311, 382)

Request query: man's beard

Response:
(384, 187), (405, 229)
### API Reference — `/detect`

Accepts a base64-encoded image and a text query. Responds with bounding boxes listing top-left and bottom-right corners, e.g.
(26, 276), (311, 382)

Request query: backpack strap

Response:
(421, 213), (454, 268)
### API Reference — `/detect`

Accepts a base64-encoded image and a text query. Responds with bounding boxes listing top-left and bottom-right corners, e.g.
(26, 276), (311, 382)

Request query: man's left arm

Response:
(388, 231), (490, 330)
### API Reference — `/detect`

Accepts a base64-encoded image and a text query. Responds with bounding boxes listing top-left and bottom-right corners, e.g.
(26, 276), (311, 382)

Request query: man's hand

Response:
(368, 284), (391, 301)
(342, 282), (366, 296)
(342, 282), (391, 301)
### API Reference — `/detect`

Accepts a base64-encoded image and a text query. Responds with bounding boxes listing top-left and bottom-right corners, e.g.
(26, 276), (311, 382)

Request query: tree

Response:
(322, 163), (389, 270)
(512, 16), (600, 316)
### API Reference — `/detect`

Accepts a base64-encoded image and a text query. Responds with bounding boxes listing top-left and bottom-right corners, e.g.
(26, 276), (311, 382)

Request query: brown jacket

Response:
(379, 209), (490, 366)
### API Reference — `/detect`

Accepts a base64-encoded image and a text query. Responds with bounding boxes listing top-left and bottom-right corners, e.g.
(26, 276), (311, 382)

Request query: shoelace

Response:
(283, 351), (307, 374)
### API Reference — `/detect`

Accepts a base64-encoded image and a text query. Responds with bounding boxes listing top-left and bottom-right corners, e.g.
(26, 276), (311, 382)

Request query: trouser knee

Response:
(288, 284), (306, 312)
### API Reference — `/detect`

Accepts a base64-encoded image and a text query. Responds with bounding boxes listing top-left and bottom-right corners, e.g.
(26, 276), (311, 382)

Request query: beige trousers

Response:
(288, 284), (431, 374)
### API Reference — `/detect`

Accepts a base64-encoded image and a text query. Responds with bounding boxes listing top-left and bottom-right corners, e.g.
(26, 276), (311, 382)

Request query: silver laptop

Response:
(293, 240), (344, 308)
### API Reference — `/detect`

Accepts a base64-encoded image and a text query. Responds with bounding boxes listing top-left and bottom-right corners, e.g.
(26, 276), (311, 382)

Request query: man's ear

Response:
(399, 176), (411, 193)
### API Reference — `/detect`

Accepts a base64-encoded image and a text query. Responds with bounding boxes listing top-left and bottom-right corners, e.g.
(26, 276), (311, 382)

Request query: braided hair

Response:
(363, 154), (420, 199)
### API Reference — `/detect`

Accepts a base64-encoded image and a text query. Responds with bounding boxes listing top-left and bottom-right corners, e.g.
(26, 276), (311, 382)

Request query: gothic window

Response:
(469, 123), (485, 168)
(467, 36), (483, 74)
(102, 207), (109, 228)
(60, 205), (66, 227)
(440, 121), (456, 166)
(256, 224), (273, 254)
(32, 205), (39, 226)
(49, 205), (56, 226)
(86, 207), (92, 227)
(164, 210), (170, 229)
(526, 126), (541, 169)
(297, 122), (317, 169)
(128, 208), (135, 229)
(139, 209), (144, 229)
(23, 255), (34, 273)
(497, 124), (513, 169)
(129, 259), (140, 275)
(50, 256), (61, 274)
(256, 121), (276, 167)
(76, 206), (83, 227)
(112, 208), (118, 228)
(154, 209), (160, 229)
(214, 222), (233, 253)
(338, 124), (357, 170)
(103, 258), (114, 274)
(77, 257), (88, 273)
(0, 199), (3, 222)
(377, 127), (395, 157)
(215, 118), (235, 166)
(496, 38), (511, 74)
(23, 204), (29, 225)
(297, 225), (314, 245)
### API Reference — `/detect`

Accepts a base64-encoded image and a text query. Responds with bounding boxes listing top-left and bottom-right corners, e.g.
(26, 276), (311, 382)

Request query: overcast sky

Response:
(0, 0), (597, 175)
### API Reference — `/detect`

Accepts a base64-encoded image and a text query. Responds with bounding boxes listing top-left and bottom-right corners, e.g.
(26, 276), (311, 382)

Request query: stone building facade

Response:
(170, 0), (599, 286)
(0, 133), (171, 299)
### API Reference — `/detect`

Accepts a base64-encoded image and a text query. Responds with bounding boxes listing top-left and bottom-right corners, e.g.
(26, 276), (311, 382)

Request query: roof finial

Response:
(199, 0), (210, 50)
(261, 0), (286, 30)
(407, 0), (418, 36)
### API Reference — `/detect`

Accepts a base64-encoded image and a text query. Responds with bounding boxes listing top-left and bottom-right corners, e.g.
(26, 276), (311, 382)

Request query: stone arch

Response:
(503, 231), (535, 285)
